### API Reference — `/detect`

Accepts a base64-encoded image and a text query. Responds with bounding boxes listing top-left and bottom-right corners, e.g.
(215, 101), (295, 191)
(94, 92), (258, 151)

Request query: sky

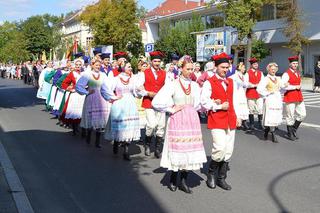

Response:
(0, 0), (164, 24)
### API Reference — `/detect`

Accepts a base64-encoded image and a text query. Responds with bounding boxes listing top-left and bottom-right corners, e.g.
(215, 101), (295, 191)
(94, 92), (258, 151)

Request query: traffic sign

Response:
(145, 43), (154, 53)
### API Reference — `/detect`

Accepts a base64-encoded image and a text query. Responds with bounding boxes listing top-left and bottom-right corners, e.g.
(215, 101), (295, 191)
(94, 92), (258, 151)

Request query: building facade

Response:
(146, 0), (320, 75)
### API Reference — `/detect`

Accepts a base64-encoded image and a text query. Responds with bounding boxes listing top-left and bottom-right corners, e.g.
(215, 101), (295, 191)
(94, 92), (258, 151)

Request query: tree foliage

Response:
(251, 39), (271, 61)
(155, 14), (205, 62)
(80, 0), (143, 57)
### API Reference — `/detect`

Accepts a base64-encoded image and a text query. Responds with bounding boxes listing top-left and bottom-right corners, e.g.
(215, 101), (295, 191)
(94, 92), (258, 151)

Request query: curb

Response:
(0, 140), (34, 213)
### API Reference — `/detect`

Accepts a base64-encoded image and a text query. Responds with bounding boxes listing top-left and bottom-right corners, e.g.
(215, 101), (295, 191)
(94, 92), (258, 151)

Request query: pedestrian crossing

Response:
(302, 90), (320, 108)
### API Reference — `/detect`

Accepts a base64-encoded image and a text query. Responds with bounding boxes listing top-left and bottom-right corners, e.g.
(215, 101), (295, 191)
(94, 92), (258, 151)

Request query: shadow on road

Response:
(0, 127), (166, 213)
(268, 163), (320, 213)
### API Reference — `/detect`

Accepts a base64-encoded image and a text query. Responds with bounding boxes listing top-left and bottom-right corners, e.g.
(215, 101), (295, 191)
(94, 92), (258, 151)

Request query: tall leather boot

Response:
(168, 171), (178, 192)
(155, 136), (163, 159)
(72, 123), (77, 136)
(257, 114), (263, 130)
(81, 128), (86, 138)
(270, 127), (278, 143)
(86, 129), (92, 144)
(217, 162), (232, 190)
(242, 120), (249, 131)
(95, 131), (102, 148)
(286, 125), (295, 141)
(264, 126), (270, 140)
(123, 143), (131, 161)
(144, 136), (152, 156)
(179, 171), (192, 194)
(248, 114), (254, 130)
(113, 141), (119, 154)
(206, 160), (220, 189)
(293, 120), (302, 139)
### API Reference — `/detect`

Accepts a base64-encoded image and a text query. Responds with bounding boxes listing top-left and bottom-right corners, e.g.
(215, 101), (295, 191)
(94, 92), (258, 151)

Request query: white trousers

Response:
(210, 129), (235, 162)
(145, 109), (166, 138)
(248, 98), (263, 115)
(285, 102), (306, 125)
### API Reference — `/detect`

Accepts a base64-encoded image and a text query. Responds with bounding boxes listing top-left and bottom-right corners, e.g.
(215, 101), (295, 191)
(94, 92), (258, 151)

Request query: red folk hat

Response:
(288, 56), (299, 63)
(211, 52), (230, 66)
(149, 51), (165, 60)
(114, 52), (128, 60)
(249, 58), (258, 64)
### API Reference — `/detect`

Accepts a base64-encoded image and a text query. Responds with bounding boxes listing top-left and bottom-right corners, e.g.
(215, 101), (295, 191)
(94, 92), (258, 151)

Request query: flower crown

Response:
(177, 55), (193, 68)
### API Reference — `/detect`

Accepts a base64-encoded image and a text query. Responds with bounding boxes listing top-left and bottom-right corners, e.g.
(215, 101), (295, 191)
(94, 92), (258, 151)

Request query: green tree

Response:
(215, 0), (275, 67)
(136, 6), (148, 19)
(80, 0), (143, 57)
(155, 14), (205, 62)
(251, 39), (271, 61)
(282, 0), (309, 74)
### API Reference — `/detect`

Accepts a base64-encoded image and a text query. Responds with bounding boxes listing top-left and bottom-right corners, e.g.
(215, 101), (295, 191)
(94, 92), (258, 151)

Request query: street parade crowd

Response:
(0, 50), (308, 194)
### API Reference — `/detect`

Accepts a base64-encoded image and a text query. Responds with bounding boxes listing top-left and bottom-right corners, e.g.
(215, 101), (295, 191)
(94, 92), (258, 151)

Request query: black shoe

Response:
(217, 162), (232, 191)
(286, 126), (295, 141)
(95, 132), (101, 148)
(264, 127), (270, 140)
(271, 132), (278, 143)
(206, 160), (219, 189)
(86, 130), (92, 144)
(144, 136), (152, 156)
(123, 143), (131, 161)
(168, 171), (178, 192)
(293, 120), (302, 139)
(155, 136), (163, 159)
(248, 114), (254, 130)
(257, 114), (263, 130)
(81, 128), (86, 138)
(242, 120), (249, 131)
(113, 141), (119, 154)
(179, 171), (192, 194)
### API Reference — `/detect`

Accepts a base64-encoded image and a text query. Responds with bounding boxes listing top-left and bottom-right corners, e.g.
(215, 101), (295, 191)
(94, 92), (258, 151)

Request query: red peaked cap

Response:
(249, 58), (258, 64)
(211, 52), (230, 66)
(150, 51), (165, 60)
(114, 52), (128, 60)
(288, 56), (299, 63)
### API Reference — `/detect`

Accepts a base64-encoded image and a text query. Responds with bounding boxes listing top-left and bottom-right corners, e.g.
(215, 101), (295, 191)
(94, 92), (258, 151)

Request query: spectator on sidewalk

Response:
(314, 58), (320, 93)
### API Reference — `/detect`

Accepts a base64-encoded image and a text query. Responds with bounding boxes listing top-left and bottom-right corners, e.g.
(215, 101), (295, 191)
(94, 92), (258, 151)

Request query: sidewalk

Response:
(0, 164), (18, 213)
(302, 77), (314, 91)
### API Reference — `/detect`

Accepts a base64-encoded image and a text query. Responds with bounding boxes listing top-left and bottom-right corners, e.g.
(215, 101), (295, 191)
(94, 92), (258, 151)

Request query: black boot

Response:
(270, 128), (278, 143)
(264, 126), (270, 140)
(123, 143), (131, 161)
(144, 136), (152, 156)
(179, 171), (192, 194)
(86, 129), (92, 144)
(113, 141), (119, 154)
(217, 162), (232, 191)
(72, 123), (76, 136)
(168, 171), (178, 192)
(293, 120), (302, 139)
(257, 114), (263, 130)
(206, 160), (220, 189)
(81, 128), (86, 138)
(242, 120), (249, 131)
(155, 136), (163, 159)
(95, 131), (102, 148)
(286, 126), (295, 141)
(248, 114), (254, 130)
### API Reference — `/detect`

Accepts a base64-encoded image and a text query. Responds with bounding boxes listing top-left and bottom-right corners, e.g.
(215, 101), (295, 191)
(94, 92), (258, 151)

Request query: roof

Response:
(139, 19), (147, 31)
(146, 0), (205, 18)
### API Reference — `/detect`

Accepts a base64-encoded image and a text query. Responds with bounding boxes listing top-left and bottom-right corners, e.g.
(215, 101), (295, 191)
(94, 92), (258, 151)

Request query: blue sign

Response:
(145, 43), (154, 53)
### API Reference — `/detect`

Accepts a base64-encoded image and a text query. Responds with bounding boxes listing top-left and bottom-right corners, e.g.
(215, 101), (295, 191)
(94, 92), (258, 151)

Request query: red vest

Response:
(283, 69), (303, 103)
(112, 69), (120, 77)
(246, 69), (262, 99)
(207, 76), (237, 130)
(142, 68), (166, 108)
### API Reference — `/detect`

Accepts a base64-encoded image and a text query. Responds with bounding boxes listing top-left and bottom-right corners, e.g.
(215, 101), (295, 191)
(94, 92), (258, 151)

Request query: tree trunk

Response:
(233, 45), (239, 66)
(246, 32), (253, 69)
(298, 52), (303, 76)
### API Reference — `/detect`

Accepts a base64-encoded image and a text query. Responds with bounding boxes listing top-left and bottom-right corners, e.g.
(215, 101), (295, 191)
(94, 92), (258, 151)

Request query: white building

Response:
(146, 0), (320, 75)
(60, 9), (94, 53)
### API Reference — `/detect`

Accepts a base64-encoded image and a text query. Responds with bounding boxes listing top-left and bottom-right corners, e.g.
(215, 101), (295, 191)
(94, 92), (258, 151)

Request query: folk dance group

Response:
(36, 50), (306, 194)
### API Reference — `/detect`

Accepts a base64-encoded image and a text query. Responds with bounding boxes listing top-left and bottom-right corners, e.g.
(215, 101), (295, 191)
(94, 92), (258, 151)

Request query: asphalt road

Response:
(0, 78), (320, 213)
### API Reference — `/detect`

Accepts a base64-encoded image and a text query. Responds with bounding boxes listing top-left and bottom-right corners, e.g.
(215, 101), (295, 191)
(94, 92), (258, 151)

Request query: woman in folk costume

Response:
(196, 61), (215, 87)
(44, 64), (58, 111)
(230, 62), (250, 131)
(61, 58), (86, 135)
(190, 62), (202, 82)
(76, 60), (112, 148)
(37, 61), (54, 101)
(201, 52), (241, 191)
(101, 61), (140, 161)
(257, 63), (284, 143)
(152, 55), (206, 194)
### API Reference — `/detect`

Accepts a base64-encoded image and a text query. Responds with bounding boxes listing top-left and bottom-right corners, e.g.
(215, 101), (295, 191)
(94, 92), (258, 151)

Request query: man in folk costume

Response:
(282, 56), (306, 141)
(201, 52), (240, 191)
(112, 52), (128, 77)
(139, 51), (168, 158)
(245, 57), (264, 130)
(100, 53), (113, 77)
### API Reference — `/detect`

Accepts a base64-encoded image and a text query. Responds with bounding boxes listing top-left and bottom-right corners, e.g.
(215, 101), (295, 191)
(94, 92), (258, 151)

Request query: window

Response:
(206, 13), (224, 29)
(259, 4), (275, 21)
(258, 0), (293, 21)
